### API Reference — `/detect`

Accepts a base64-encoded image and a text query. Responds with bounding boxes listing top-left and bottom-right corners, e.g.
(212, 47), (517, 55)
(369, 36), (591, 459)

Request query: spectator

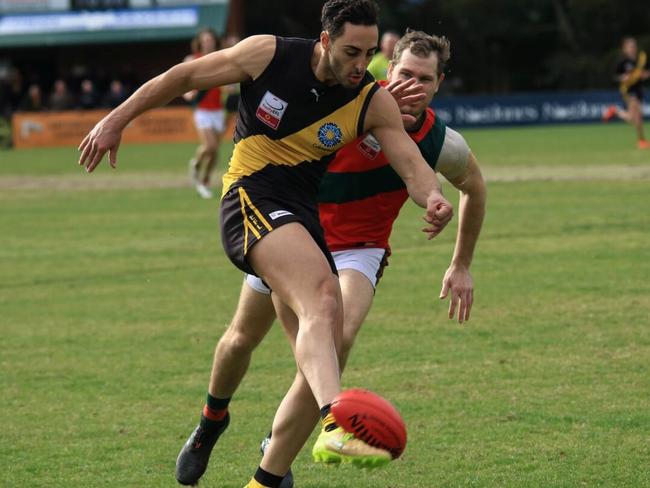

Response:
(77, 79), (98, 110)
(0, 67), (24, 117)
(18, 84), (45, 112)
(49, 79), (75, 111)
(368, 30), (400, 80)
(102, 79), (128, 108)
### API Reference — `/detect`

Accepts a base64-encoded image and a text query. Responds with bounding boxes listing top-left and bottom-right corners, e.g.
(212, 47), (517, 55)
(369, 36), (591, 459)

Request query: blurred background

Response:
(1, 0), (649, 149)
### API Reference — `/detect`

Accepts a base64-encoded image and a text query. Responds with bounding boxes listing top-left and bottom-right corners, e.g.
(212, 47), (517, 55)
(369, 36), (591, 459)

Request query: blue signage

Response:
(431, 90), (650, 128)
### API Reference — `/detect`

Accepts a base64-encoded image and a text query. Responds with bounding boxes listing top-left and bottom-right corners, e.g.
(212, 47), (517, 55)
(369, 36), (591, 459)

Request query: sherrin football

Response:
(331, 388), (407, 459)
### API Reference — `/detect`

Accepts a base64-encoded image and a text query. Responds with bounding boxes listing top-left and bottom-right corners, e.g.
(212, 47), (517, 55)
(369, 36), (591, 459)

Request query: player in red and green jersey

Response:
(172, 29), (486, 488)
(183, 28), (227, 198)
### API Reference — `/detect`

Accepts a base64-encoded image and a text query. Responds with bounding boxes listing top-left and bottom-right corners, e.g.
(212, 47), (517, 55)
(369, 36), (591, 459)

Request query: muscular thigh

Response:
(248, 222), (338, 315)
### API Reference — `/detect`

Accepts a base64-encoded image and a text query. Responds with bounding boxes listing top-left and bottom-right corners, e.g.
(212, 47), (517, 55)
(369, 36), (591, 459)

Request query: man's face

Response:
(324, 22), (378, 88)
(623, 39), (637, 59)
(200, 32), (217, 53)
(381, 33), (399, 58)
(387, 48), (443, 120)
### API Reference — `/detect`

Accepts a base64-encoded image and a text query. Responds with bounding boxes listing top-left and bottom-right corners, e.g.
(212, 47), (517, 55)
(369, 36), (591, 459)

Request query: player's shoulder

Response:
(436, 125), (471, 181)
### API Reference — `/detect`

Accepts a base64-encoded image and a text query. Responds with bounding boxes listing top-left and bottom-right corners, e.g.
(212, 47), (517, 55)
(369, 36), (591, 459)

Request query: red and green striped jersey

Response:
(318, 106), (446, 251)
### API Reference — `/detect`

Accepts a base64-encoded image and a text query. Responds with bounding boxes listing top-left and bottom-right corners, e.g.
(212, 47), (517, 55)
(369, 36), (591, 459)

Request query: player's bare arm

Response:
(78, 35), (276, 173)
(436, 134), (486, 323)
(364, 87), (453, 238)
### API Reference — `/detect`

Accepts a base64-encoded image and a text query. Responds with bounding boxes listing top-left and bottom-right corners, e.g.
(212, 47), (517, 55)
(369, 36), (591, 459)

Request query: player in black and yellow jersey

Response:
(78, 2), (453, 487)
(603, 37), (650, 149)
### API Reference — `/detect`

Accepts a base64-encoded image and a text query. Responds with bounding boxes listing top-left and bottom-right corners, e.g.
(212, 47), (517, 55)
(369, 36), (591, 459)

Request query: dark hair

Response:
(321, 0), (379, 40)
(192, 28), (221, 54)
(392, 29), (451, 76)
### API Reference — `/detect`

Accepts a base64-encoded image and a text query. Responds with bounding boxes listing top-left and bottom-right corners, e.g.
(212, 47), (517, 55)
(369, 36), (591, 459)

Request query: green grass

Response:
(1, 123), (649, 487)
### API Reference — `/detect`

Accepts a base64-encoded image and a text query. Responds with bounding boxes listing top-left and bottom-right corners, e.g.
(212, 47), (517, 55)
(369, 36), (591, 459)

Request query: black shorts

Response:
(624, 85), (644, 102)
(220, 184), (336, 276)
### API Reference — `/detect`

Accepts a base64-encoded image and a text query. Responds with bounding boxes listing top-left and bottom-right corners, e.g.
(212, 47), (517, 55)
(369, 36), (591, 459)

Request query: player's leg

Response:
(255, 254), (387, 484)
(176, 279), (276, 486)
(243, 226), (390, 487)
(627, 96), (648, 145)
(209, 278), (276, 399)
(194, 127), (217, 197)
(247, 222), (344, 408)
(190, 111), (208, 184)
(201, 111), (225, 186)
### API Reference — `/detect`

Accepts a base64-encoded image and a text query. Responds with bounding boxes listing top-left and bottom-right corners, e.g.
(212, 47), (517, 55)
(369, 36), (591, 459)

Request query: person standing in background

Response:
(102, 80), (129, 109)
(77, 79), (98, 110)
(49, 79), (75, 111)
(367, 30), (399, 80)
(184, 28), (226, 199)
(18, 84), (44, 112)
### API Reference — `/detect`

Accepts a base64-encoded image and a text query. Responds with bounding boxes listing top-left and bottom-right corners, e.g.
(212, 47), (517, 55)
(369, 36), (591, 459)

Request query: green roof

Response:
(0, 4), (227, 47)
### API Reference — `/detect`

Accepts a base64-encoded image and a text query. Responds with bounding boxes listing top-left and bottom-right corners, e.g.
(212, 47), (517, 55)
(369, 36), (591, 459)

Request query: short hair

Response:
(192, 28), (221, 54)
(392, 29), (451, 76)
(321, 0), (379, 40)
(621, 36), (637, 47)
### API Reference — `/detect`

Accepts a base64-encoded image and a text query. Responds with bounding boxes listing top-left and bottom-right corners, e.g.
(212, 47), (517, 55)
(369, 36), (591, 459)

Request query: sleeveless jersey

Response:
(617, 52), (647, 97)
(318, 106), (446, 251)
(221, 36), (378, 198)
(193, 53), (223, 110)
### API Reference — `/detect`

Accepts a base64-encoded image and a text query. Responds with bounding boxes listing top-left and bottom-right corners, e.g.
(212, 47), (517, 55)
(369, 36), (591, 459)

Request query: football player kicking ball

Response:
(175, 30), (485, 488)
(78, 1), (453, 487)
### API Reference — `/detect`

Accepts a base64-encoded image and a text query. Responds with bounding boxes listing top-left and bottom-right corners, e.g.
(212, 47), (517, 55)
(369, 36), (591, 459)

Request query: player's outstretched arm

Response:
(437, 145), (486, 323)
(78, 35), (276, 173)
(364, 87), (453, 239)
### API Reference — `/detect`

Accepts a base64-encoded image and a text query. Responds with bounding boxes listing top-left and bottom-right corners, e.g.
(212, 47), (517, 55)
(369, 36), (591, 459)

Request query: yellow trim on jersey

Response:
(621, 51), (647, 95)
(238, 187), (273, 254)
(222, 82), (376, 196)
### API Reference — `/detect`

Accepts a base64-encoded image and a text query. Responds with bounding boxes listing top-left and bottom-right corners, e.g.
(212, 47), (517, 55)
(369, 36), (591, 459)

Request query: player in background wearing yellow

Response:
(367, 30), (399, 80)
(77, 2), (453, 487)
(183, 29), (226, 198)
(602, 37), (650, 149)
(174, 30), (486, 488)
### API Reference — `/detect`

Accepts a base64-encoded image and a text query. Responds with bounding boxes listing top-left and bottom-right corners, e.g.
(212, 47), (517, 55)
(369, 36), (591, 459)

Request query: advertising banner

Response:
(432, 90), (650, 128)
(12, 106), (198, 148)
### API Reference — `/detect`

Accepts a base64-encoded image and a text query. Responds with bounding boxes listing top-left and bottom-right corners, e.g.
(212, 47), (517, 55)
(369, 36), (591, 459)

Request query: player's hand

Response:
(439, 264), (473, 323)
(78, 117), (122, 173)
(385, 78), (426, 125)
(422, 191), (453, 240)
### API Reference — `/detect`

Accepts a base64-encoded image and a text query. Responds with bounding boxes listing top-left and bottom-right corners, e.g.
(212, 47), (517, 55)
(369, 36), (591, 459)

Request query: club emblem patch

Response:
(317, 122), (343, 148)
(256, 91), (288, 130)
(357, 133), (381, 159)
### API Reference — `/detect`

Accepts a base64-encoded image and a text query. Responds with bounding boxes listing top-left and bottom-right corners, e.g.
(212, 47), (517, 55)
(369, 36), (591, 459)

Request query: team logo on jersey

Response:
(317, 122), (343, 148)
(256, 91), (288, 130)
(357, 133), (381, 159)
(269, 210), (293, 220)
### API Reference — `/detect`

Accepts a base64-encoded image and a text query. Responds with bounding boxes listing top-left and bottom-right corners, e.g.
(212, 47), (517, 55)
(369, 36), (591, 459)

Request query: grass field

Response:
(1, 123), (649, 487)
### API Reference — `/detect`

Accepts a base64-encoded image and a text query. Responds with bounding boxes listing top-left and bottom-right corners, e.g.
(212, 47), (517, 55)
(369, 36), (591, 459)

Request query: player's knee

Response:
(204, 142), (218, 154)
(315, 276), (340, 319)
(220, 324), (261, 355)
(300, 275), (340, 327)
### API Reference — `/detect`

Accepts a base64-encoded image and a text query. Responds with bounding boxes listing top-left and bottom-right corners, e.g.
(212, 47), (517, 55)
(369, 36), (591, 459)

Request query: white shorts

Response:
(245, 247), (388, 294)
(194, 109), (225, 132)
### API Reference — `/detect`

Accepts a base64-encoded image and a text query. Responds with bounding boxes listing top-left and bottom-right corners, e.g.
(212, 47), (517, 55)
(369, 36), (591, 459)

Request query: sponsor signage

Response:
(0, 0), (68, 13)
(12, 106), (198, 148)
(432, 90), (650, 128)
(0, 7), (198, 35)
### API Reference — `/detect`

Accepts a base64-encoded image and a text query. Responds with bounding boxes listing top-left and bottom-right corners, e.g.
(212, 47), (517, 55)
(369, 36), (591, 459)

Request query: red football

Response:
(331, 388), (407, 459)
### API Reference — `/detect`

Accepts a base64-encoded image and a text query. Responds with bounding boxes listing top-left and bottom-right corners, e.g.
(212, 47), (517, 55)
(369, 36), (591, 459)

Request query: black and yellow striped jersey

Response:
(221, 36), (379, 199)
